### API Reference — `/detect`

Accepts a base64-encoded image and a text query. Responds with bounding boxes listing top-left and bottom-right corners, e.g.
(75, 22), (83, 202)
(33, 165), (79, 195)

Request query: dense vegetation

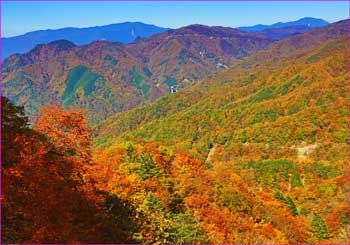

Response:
(91, 38), (349, 244)
(2, 98), (139, 243)
(92, 22), (349, 243)
(2, 24), (275, 123)
(2, 19), (349, 244)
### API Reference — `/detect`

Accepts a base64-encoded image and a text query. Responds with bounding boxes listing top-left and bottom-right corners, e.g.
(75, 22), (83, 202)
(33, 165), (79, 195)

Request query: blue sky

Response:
(2, 1), (349, 37)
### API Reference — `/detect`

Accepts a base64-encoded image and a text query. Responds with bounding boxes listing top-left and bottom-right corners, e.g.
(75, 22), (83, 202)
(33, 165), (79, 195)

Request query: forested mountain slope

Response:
(89, 20), (350, 244)
(96, 19), (350, 155)
(2, 25), (274, 123)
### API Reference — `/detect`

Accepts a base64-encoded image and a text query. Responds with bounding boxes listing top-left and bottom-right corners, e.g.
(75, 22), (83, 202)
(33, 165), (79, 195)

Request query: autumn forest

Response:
(1, 10), (350, 244)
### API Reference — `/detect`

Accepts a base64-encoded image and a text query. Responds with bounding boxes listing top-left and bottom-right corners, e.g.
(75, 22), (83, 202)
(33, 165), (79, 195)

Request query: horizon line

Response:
(1, 16), (340, 38)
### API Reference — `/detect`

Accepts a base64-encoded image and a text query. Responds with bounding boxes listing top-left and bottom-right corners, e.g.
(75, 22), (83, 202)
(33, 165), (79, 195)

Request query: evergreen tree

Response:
(274, 191), (298, 216)
(274, 190), (286, 202)
(311, 214), (330, 240)
(1, 96), (31, 167)
(291, 170), (302, 188)
(285, 196), (298, 216)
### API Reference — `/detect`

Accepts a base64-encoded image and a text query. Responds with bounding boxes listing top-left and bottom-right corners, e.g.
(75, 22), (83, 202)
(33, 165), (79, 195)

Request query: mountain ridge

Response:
(2, 24), (275, 123)
(2, 22), (170, 59)
(239, 17), (329, 32)
(2, 17), (330, 59)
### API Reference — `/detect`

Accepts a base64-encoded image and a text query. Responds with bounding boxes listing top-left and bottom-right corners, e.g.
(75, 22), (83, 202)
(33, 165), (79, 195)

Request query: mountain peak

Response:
(47, 39), (77, 49)
(172, 24), (248, 38)
(30, 39), (76, 54)
(294, 17), (329, 27)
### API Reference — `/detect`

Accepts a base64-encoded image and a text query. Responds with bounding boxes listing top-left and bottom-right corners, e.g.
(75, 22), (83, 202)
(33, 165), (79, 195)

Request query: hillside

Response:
(95, 19), (350, 154)
(2, 25), (274, 123)
(2, 22), (169, 59)
(90, 20), (349, 243)
(100, 37), (349, 157)
(3, 17), (349, 244)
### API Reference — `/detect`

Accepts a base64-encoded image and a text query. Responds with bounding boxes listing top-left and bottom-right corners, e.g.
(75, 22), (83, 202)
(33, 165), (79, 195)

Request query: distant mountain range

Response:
(2, 22), (169, 59)
(2, 18), (330, 60)
(253, 25), (313, 39)
(239, 17), (329, 32)
(239, 17), (329, 39)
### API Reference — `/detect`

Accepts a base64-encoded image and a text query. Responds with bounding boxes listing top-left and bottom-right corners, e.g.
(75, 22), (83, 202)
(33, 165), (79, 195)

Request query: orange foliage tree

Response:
(2, 102), (129, 243)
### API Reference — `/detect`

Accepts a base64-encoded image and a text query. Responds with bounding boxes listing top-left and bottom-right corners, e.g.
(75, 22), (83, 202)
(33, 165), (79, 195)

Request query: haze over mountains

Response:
(2, 22), (169, 59)
(239, 17), (329, 32)
(240, 17), (330, 39)
(2, 17), (329, 59)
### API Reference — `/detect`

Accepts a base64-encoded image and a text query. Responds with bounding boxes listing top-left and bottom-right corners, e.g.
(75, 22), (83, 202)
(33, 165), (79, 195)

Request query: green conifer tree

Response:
(311, 214), (330, 240)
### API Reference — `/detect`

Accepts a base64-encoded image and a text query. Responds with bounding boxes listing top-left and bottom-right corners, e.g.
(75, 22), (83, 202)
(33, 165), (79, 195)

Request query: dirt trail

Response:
(205, 144), (217, 164)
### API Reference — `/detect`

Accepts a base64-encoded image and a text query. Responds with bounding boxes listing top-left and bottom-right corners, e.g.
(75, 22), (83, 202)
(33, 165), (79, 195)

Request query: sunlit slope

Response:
(92, 36), (349, 243)
(95, 34), (349, 161)
(91, 20), (350, 244)
(2, 25), (275, 123)
(95, 19), (349, 142)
